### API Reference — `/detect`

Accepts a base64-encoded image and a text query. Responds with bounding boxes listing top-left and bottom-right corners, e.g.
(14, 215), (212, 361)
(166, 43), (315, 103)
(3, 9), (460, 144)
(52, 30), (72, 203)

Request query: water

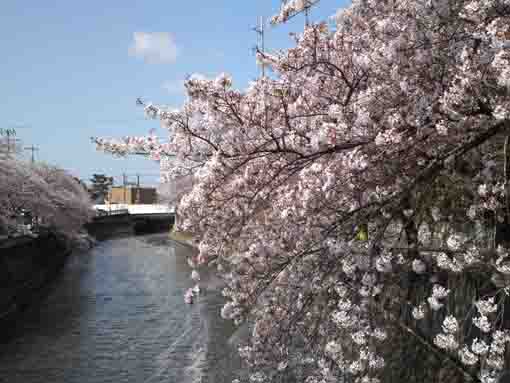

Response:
(0, 234), (242, 383)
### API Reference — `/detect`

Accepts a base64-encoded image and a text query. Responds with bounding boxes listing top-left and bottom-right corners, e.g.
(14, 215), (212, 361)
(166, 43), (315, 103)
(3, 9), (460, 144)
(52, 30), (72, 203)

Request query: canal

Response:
(0, 234), (242, 383)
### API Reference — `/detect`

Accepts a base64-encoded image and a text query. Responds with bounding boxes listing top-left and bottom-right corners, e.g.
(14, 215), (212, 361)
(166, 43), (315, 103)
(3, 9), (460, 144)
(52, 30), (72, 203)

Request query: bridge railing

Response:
(95, 208), (129, 217)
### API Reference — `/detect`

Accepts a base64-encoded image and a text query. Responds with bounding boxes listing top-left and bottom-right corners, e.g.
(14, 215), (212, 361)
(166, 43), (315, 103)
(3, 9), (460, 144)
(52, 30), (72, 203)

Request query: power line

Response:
(83, 173), (161, 186)
(277, 0), (320, 26)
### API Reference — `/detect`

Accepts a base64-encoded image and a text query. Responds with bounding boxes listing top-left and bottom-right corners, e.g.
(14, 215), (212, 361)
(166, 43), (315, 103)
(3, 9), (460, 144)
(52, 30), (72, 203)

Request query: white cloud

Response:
(129, 32), (178, 64)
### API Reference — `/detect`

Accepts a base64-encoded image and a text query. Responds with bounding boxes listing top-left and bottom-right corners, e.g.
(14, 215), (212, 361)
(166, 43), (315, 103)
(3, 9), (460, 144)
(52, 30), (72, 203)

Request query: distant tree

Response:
(0, 158), (93, 237)
(89, 174), (113, 203)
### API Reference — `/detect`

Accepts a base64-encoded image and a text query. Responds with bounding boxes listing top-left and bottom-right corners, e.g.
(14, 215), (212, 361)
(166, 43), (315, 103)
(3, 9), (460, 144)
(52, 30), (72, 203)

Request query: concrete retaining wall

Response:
(0, 233), (71, 333)
(85, 213), (174, 240)
(85, 213), (134, 240)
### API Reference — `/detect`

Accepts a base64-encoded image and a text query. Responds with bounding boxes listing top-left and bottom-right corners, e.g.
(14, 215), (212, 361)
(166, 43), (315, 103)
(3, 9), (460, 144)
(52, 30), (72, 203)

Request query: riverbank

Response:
(0, 232), (78, 337)
(168, 229), (195, 249)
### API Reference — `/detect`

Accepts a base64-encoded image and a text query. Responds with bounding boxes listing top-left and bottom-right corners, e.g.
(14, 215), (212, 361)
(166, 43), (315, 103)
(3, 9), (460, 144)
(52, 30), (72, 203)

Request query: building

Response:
(107, 186), (157, 205)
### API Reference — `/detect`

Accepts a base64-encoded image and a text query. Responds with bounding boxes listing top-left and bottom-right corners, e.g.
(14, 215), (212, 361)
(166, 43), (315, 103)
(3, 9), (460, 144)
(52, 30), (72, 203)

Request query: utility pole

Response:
(137, 174), (140, 187)
(2, 129), (21, 156)
(8, 135), (20, 154)
(253, 16), (266, 78)
(24, 144), (39, 163)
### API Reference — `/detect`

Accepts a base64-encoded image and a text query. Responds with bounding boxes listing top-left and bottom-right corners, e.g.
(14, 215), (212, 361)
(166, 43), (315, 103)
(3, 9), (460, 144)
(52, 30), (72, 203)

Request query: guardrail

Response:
(95, 208), (129, 217)
(93, 204), (175, 216)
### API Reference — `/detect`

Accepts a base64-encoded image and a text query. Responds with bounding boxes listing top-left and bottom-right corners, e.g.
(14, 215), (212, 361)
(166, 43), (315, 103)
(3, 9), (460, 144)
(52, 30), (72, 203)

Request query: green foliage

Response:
(89, 174), (113, 203)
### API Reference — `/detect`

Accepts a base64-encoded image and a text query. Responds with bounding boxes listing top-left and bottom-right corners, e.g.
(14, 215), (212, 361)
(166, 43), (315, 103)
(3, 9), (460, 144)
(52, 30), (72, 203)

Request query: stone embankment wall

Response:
(0, 233), (71, 332)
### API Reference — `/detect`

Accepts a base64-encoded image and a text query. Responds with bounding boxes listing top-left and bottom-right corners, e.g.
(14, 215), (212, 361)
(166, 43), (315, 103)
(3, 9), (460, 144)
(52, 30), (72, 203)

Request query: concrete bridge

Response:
(87, 204), (175, 239)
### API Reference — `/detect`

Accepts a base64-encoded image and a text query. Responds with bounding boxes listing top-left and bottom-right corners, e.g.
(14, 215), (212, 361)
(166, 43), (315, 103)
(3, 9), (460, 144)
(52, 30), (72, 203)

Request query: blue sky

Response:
(0, 0), (346, 186)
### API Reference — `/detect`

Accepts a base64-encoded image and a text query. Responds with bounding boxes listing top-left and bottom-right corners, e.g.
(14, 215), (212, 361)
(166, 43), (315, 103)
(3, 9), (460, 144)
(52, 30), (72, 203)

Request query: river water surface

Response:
(0, 234), (242, 383)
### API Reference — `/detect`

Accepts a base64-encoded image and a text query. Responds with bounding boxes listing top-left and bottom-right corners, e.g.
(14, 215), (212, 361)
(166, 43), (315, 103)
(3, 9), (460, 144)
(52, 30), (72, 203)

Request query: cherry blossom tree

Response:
(0, 155), (92, 238)
(96, 0), (510, 381)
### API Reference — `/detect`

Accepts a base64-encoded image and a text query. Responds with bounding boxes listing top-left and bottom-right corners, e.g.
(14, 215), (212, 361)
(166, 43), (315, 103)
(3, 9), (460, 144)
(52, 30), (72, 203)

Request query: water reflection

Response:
(0, 234), (242, 383)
